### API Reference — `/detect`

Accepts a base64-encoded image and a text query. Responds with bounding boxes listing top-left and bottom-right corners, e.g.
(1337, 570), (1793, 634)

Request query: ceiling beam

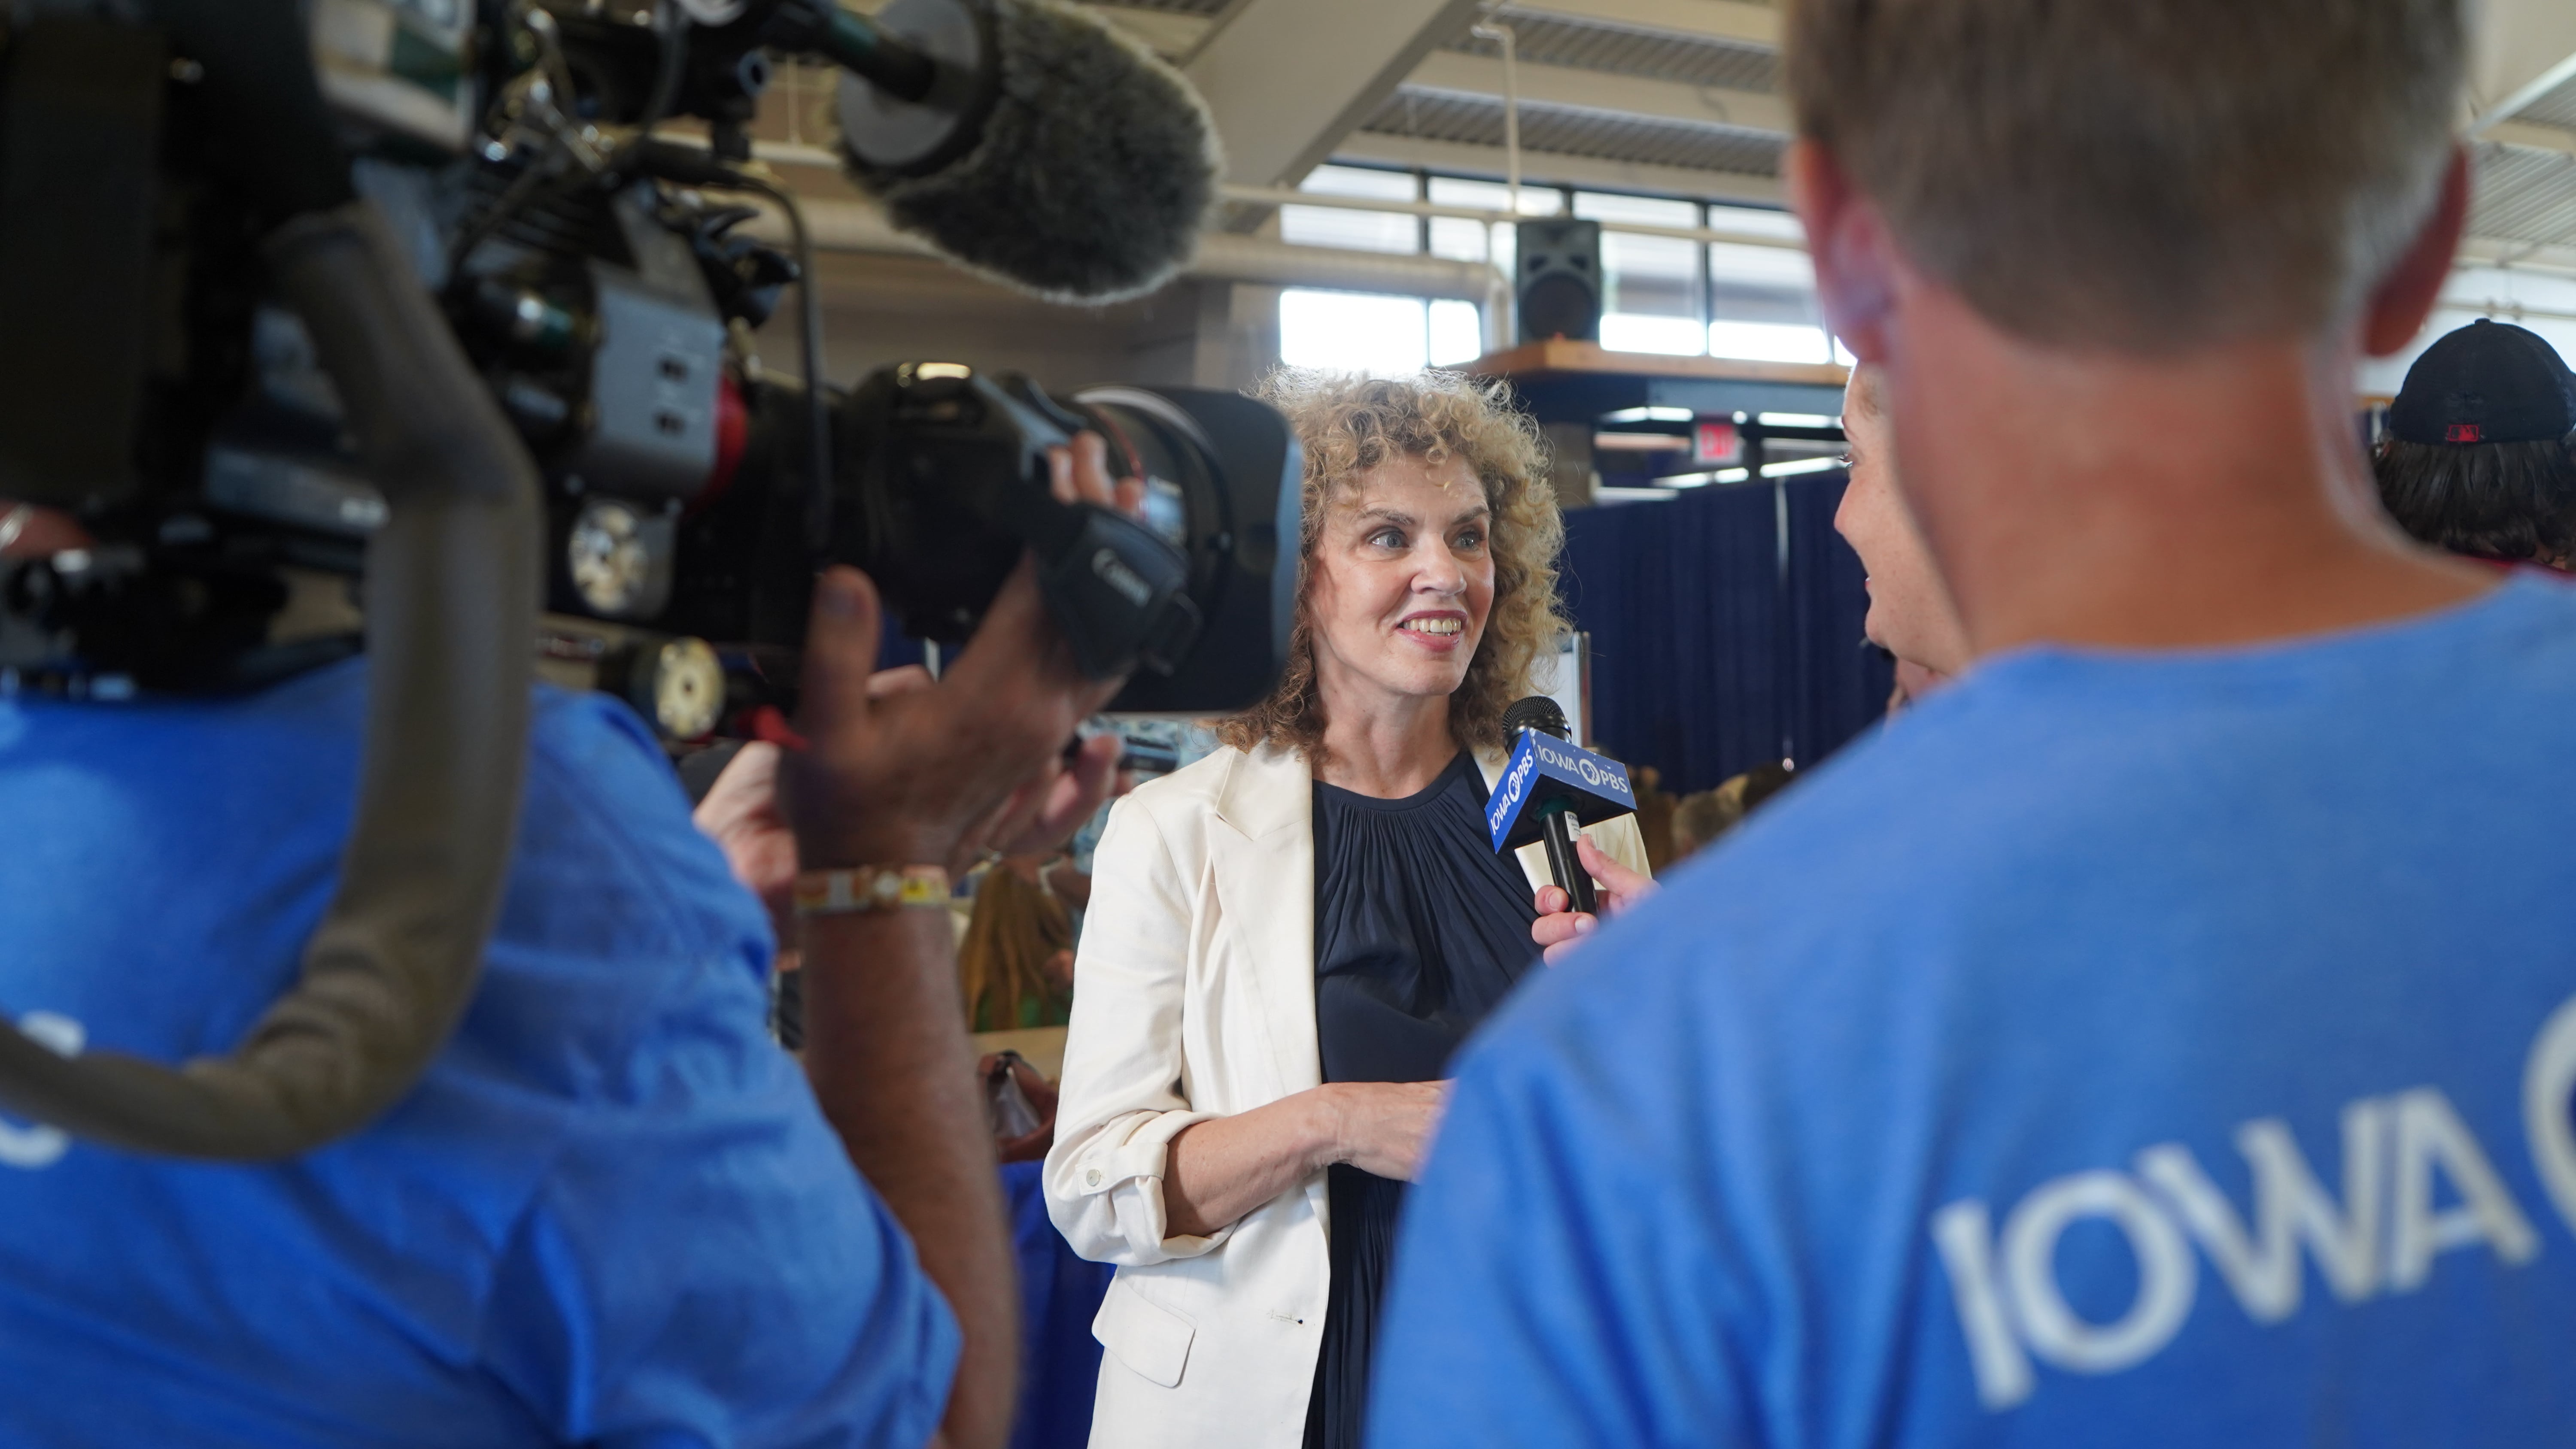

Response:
(1498, 0), (1778, 49)
(748, 195), (1500, 299)
(1330, 130), (1786, 206)
(1184, 0), (1488, 189)
(2467, 0), (2576, 132)
(1082, 3), (1212, 58)
(2488, 120), (2576, 157)
(1408, 49), (1789, 134)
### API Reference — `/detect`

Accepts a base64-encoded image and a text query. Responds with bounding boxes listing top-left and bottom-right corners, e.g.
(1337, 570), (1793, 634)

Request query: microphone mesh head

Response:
(846, 0), (1221, 304)
(1502, 695), (1570, 740)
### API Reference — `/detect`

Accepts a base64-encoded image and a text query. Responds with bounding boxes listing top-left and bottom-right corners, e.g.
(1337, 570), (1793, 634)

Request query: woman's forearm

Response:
(1162, 1089), (1339, 1238)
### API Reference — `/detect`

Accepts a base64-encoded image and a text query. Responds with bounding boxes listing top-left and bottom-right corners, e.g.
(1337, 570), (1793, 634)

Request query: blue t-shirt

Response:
(1373, 575), (2576, 1448)
(0, 659), (957, 1447)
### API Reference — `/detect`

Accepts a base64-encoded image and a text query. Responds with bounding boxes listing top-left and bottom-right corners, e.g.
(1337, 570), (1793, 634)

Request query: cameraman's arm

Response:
(787, 448), (1130, 1449)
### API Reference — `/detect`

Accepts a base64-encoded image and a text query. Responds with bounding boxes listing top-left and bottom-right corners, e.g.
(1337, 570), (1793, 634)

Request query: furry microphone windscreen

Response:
(845, 0), (1222, 305)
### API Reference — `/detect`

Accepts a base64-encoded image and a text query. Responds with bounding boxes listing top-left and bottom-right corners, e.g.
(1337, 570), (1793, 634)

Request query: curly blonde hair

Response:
(1217, 369), (1569, 764)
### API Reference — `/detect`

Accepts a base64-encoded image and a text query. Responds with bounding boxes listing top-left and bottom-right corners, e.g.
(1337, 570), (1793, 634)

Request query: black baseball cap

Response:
(2388, 318), (2576, 446)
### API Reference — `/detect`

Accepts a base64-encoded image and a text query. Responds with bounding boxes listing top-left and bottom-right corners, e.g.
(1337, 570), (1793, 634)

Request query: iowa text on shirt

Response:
(1930, 992), (2576, 1410)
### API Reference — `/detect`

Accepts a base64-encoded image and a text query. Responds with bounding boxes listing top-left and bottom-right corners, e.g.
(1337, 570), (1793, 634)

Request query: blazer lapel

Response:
(1207, 744), (1323, 1099)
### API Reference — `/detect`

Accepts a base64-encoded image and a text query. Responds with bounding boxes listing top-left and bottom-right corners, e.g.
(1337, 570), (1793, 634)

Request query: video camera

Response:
(0, 0), (1297, 729)
(0, 0), (1293, 1161)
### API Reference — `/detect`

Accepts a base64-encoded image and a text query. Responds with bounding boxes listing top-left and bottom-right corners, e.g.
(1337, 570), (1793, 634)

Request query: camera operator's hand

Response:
(787, 559), (1109, 869)
(697, 432), (1140, 912)
(787, 429), (1140, 1449)
(781, 433), (1136, 871)
(843, 667), (1129, 873)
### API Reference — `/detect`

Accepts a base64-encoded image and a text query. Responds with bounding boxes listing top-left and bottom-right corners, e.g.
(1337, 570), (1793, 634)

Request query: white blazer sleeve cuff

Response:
(1049, 1107), (1236, 1264)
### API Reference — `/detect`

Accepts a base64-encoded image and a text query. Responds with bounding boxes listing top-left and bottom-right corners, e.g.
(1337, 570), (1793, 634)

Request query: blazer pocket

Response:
(1092, 1275), (1196, 1388)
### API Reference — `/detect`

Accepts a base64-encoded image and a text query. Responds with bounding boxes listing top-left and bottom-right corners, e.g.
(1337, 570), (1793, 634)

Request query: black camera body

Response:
(824, 367), (1295, 708)
(0, 0), (1296, 728)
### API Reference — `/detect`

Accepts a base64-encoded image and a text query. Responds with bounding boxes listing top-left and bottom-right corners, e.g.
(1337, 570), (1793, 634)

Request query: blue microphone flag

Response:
(1487, 728), (1637, 853)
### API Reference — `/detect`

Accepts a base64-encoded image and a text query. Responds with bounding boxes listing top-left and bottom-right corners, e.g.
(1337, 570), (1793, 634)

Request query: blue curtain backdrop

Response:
(1561, 473), (1893, 794)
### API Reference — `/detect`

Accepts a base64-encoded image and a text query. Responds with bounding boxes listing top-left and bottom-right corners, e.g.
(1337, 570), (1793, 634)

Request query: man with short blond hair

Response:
(1371, 0), (2576, 1443)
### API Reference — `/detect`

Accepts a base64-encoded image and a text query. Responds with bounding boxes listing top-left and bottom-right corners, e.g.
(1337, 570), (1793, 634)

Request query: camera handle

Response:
(0, 199), (541, 1161)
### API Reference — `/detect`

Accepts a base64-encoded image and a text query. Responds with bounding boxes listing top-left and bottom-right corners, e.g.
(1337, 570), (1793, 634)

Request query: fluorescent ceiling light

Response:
(1661, 468), (1751, 487)
(1757, 412), (1837, 428)
(1600, 406), (1693, 424)
(1595, 486), (1680, 503)
(1762, 457), (1843, 478)
(1593, 433), (1691, 452)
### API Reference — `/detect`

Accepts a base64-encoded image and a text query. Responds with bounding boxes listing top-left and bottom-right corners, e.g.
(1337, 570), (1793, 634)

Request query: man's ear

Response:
(1787, 138), (1896, 364)
(2363, 146), (2469, 358)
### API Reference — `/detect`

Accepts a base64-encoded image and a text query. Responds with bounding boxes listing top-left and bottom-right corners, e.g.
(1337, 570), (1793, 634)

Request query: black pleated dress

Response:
(1302, 752), (1542, 1449)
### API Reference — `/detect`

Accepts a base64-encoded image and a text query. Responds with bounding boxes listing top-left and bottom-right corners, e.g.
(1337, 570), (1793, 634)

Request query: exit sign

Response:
(1693, 421), (1741, 466)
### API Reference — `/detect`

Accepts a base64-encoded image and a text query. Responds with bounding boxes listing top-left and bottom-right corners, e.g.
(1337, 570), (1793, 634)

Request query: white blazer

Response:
(1044, 741), (1652, 1449)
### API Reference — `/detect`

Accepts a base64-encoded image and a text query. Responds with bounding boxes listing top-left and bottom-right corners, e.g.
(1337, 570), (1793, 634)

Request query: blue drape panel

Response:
(1561, 474), (1893, 794)
(1002, 1160), (1113, 1449)
(1786, 476), (1896, 767)
(1560, 480), (1782, 794)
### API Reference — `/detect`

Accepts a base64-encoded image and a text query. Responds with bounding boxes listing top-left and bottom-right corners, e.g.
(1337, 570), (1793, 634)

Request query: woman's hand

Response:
(1319, 1080), (1452, 1181)
(1161, 1079), (1454, 1236)
(1530, 834), (1657, 965)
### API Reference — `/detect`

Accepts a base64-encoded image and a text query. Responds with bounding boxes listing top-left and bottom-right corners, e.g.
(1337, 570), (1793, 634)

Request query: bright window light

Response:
(1284, 165), (1419, 254)
(1301, 165), (1417, 201)
(1281, 206), (1418, 254)
(1428, 176), (1562, 215)
(1709, 320), (1836, 364)
(1428, 216), (1492, 263)
(1574, 191), (1701, 228)
(1705, 203), (1806, 241)
(1762, 457), (1844, 477)
(1428, 300), (1485, 366)
(1427, 178), (1561, 269)
(1707, 240), (1817, 291)
(1663, 467), (1750, 487)
(1602, 314), (1706, 356)
(1280, 289), (1430, 374)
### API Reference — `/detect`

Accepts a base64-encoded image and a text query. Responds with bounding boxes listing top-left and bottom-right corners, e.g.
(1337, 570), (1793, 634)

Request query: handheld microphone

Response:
(1489, 697), (1636, 919)
(824, 0), (1221, 303)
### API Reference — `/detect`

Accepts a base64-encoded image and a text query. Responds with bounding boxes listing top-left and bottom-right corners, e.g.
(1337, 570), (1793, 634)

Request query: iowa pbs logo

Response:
(1487, 729), (1636, 852)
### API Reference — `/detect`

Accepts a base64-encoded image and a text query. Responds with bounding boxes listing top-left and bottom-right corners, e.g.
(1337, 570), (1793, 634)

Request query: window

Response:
(1272, 168), (1859, 372)
(1279, 290), (1488, 373)
(1282, 165), (1419, 255)
(1425, 176), (1564, 273)
(1706, 321), (1857, 366)
(1428, 299), (1485, 366)
(1576, 192), (1706, 357)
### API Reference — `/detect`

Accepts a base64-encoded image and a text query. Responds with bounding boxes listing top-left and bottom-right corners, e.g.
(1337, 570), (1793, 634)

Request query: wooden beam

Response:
(1467, 338), (1845, 386)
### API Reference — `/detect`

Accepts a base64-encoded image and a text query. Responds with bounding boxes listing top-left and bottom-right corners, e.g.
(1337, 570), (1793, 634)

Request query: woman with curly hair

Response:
(1044, 370), (1650, 1449)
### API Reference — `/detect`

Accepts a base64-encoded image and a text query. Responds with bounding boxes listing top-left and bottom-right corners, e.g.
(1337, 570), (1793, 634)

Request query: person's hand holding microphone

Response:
(1529, 835), (1656, 965)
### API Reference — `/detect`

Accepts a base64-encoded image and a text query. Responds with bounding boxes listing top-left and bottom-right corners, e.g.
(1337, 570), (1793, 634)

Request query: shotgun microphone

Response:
(1488, 697), (1636, 918)
(829, 0), (1222, 303)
